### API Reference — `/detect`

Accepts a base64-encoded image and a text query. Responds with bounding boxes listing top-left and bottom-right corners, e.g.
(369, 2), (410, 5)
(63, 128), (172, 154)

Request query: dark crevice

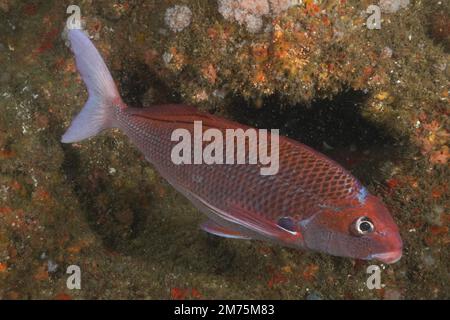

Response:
(115, 60), (180, 107)
(225, 90), (405, 185)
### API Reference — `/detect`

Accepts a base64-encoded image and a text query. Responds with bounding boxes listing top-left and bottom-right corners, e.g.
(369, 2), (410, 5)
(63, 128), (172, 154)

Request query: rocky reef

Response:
(0, 0), (448, 299)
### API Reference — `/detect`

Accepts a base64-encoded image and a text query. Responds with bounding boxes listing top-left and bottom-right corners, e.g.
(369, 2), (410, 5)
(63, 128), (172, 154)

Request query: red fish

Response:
(62, 29), (402, 263)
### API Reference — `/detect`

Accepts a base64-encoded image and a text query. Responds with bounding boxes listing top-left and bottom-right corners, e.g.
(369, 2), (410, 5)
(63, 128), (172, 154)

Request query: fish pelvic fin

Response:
(200, 220), (251, 240)
(61, 29), (123, 143)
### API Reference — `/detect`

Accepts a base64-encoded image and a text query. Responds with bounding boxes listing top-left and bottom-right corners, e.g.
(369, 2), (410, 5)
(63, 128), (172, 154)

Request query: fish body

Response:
(62, 29), (402, 263)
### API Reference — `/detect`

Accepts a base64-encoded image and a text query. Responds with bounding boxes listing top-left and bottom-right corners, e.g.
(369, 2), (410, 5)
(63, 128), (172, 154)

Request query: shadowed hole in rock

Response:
(115, 60), (180, 107)
(225, 90), (406, 185)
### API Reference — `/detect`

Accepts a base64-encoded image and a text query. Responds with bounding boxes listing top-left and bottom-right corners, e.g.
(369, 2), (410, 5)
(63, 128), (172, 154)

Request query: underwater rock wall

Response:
(0, 0), (448, 299)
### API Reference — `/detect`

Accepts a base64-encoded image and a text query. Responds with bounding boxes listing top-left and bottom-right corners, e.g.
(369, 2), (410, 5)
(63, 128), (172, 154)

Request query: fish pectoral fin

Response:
(172, 182), (300, 241)
(200, 220), (251, 240)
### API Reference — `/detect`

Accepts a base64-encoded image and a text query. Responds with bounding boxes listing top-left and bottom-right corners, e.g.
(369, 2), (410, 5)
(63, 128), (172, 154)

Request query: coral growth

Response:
(0, 0), (448, 300)
(218, 0), (297, 33)
(379, 0), (410, 13)
(164, 5), (192, 32)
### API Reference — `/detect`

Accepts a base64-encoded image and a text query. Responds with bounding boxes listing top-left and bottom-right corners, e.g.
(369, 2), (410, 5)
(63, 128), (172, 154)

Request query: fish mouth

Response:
(370, 250), (402, 264)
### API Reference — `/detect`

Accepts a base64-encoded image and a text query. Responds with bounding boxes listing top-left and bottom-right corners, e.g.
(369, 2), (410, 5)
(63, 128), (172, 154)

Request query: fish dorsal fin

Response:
(200, 220), (251, 240)
(128, 104), (252, 131)
(131, 104), (202, 117)
(128, 104), (216, 123)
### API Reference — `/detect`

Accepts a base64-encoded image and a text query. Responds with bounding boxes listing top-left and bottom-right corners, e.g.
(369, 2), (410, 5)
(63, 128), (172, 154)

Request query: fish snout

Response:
(370, 230), (403, 264)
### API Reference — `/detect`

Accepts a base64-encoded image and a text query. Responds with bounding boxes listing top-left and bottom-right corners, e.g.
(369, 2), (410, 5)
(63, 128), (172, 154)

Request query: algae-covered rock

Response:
(0, 0), (448, 299)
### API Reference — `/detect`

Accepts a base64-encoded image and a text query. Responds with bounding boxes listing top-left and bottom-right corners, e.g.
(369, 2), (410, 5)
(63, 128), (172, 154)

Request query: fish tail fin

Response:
(61, 29), (123, 143)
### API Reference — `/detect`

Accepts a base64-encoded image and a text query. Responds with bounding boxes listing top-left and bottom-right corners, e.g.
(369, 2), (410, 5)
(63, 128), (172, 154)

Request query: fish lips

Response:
(369, 250), (403, 264)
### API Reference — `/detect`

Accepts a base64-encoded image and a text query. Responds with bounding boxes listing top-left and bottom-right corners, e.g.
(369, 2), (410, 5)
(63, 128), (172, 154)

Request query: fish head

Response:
(299, 195), (403, 264)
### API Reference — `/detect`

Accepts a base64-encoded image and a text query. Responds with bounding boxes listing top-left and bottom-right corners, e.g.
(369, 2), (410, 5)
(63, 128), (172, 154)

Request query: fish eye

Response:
(353, 216), (375, 236)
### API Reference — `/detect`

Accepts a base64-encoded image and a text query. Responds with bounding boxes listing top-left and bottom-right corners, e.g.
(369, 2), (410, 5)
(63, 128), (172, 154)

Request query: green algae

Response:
(0, 0), (448, 299)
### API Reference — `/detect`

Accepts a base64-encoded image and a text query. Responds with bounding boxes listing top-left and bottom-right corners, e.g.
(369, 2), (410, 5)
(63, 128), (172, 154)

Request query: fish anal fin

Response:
(200, 220), (251, 240)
